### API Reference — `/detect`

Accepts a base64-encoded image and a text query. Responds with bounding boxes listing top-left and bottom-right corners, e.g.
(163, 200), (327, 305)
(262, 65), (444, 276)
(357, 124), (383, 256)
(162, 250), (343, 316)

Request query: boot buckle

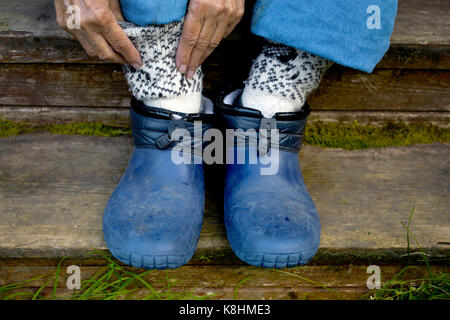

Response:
(156, 120), (186, 149)
(259, 119), (277, 156)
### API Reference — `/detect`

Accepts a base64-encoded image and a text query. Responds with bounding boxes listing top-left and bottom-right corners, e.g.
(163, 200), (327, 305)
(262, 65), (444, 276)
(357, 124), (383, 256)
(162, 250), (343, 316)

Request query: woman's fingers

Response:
(54, 0), (140, 67)
(84, 29), (127, 64)
(197, 22), (227, 69)
(177, 0), (245, 77)
(73, 31), (97, 57)
(101, 21), (142, 68)
(176, 9), (203, 75)
(185, 18), (221, 79)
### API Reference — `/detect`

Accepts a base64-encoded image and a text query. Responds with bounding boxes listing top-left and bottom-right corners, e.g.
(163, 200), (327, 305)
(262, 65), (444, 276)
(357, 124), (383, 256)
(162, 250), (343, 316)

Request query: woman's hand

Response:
(54, 0), (142, 68)
(176, 0), (245, 78)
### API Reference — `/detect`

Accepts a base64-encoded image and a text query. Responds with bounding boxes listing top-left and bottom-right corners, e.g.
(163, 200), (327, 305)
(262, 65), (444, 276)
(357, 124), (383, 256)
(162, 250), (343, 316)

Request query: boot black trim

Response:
(131, 97), (216, 122)
(215, 99), (311, 121)
(215, 97), (309, 153)
(130, 97), (214, 151)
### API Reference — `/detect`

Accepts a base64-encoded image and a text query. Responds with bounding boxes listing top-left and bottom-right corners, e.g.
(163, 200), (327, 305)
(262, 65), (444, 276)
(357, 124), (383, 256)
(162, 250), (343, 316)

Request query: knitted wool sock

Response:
(241, 42), (332, 118)
(119, 21), (203, 114)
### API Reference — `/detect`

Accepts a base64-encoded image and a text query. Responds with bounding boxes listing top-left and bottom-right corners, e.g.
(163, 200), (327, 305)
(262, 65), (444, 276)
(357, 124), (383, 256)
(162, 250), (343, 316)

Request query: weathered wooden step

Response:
(0, 0), (449, 126)
(2, 107), (450, 129)
(0, 133), (448, 264)
(0, 264), (444, 300)
(1, 0), (448, 67)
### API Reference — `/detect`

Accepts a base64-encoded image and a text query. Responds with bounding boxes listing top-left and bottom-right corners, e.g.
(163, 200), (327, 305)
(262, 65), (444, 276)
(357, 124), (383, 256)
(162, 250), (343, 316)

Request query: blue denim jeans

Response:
(120, 0), (398, 73)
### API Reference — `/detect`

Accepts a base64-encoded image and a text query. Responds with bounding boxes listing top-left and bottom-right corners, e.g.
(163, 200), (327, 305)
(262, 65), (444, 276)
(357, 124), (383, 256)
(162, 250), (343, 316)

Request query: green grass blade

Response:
(52, 257), (66, 299)
(32, 278), (52, 300)
(234, 276), (252, 300)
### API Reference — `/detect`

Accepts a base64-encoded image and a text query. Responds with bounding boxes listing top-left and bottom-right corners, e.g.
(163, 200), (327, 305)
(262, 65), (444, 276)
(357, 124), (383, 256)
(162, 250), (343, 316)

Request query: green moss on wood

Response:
(0, 118), (130, 138)
(0, 118), (34, 137)
(1, 117), (449, 150)
(44, 123), (131, 137)
(304, 121), (450, 150)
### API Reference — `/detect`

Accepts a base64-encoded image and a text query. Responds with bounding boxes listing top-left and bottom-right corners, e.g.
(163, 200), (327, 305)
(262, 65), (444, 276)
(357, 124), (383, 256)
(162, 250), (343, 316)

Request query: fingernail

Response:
(187, 70), (194, 79)
(132, 62), (142, 70)
(179, 64), (187, 74)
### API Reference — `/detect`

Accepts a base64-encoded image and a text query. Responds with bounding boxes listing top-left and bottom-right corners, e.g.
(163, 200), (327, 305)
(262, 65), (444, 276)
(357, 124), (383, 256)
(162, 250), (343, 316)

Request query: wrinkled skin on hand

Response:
(176, 0), (245, 78)
(55, 0), (245, 76)
(54, 0), (142, 68)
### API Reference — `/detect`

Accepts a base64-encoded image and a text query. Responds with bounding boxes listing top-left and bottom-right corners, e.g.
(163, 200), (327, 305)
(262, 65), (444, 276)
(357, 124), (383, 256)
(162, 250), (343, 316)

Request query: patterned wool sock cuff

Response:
(119, 21), (203, 114)
(242, 41), (332, 118)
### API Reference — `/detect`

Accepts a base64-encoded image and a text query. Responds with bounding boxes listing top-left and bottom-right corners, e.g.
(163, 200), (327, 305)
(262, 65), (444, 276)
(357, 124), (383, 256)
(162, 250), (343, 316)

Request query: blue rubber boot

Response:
(103, 98), (214, 269)
(217, 90), (321, 268)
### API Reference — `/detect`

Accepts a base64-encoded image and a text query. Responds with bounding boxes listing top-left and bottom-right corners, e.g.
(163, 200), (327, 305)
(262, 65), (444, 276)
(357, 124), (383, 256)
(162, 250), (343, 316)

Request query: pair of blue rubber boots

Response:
(103, 91), (321, 269)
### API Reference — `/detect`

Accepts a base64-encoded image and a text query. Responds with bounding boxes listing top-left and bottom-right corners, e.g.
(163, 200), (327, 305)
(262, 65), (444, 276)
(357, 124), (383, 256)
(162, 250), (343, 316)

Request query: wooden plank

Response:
(0, 265), (443, 300)
(377, 44), (450, 70)
(391, 0), (450, 46)
(0, 0), (254, 65)
(0, 0), (449, 69)
(0, 106), (132, 127)
(1, 64), (449, 112)
(1, 35), (448, 70)
(2, 0), (449, 45)
(307, 111), (450, 128)
(0, 64), (130, 108)
(1, 106), (450, 128)
(308, 67), (450, 112)
(0, 133), (448, 263)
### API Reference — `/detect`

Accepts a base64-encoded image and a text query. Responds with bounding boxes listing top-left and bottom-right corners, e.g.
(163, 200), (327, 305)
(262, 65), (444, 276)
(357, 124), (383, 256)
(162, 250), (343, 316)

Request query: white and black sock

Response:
(242, 42), (332, 118)
(119, 21), (203, 114)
